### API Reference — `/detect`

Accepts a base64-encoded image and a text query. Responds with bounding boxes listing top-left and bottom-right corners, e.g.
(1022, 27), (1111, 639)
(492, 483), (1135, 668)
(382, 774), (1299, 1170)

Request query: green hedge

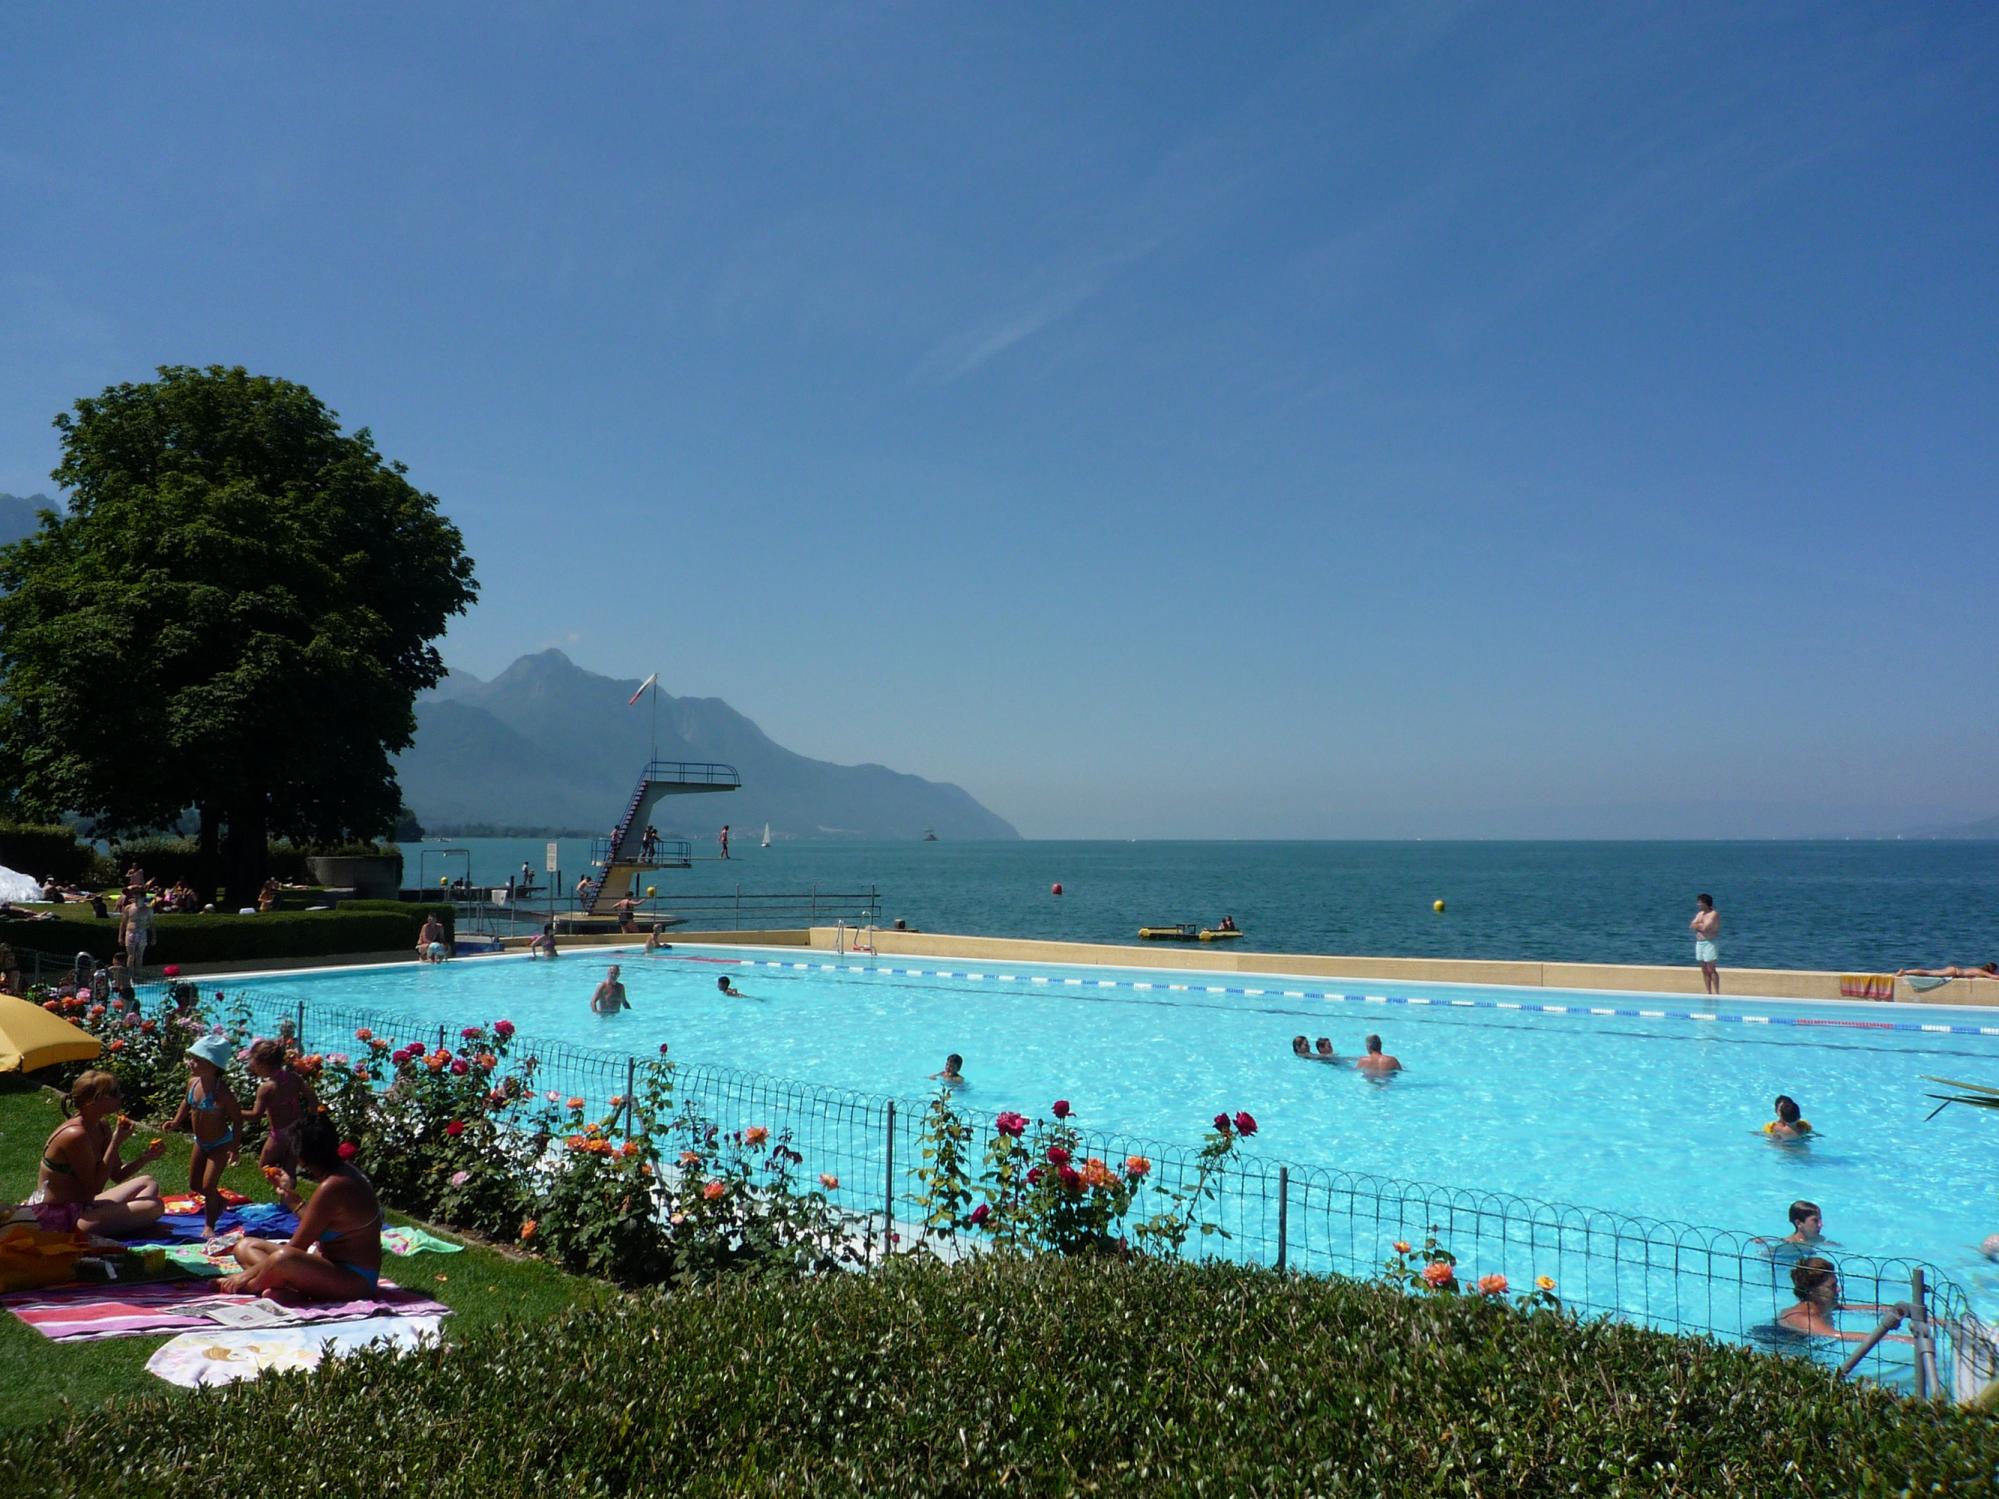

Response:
(0, 823), (103, 887)
(1, 1256), (1991, 1494)
(0, 904), (453, 967)
(104, 837), (405, 889)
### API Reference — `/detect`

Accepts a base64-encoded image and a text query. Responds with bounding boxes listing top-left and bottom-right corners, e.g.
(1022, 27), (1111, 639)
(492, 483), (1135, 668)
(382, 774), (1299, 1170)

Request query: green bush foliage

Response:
(105, 837), (405, 890)
(0, 904), (453, 967)
(0, 822), (100, 886)
(4, 1255), (1994, 1495)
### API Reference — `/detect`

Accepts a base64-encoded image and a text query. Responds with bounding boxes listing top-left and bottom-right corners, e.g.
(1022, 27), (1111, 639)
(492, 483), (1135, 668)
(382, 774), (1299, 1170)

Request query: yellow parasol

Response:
(0, 993), (101, 1074)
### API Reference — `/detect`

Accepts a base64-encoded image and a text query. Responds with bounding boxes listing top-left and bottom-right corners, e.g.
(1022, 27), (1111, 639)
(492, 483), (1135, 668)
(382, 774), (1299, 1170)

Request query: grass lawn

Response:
(0, 1077), (605, 1428)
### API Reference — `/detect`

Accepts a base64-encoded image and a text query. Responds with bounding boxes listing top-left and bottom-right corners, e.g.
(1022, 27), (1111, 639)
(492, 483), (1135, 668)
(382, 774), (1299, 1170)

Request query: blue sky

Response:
(3, 4), (1994, 838)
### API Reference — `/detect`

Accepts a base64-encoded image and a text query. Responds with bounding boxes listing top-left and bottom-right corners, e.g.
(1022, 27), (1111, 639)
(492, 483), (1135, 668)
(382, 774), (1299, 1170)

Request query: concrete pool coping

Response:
(160, 927), (1999, 1013)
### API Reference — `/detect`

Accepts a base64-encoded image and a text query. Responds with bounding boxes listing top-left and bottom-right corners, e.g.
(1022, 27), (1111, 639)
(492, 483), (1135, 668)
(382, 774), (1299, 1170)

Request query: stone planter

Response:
(307, 855), (402, 900)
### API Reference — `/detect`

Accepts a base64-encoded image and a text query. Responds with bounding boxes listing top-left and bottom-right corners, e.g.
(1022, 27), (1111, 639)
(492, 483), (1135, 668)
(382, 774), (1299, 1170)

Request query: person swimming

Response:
(1356, 1034), (1401, 1075)
(1764, 1094), (1812, 1140)
(1291, 1036), (1310, 1058)
(716, 975), (745, 998)
(930, 1053), (964, 1089)
(1313, 1037), (1339, 1063)
(590, 965), (631, 1015)
(1777, 1256), (1902, 1342)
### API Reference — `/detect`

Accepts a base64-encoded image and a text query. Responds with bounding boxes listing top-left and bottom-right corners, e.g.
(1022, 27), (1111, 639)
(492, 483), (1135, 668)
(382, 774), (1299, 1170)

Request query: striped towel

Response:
(1840, 974), (1895, 1000)
(3, 1277), (446, 1342)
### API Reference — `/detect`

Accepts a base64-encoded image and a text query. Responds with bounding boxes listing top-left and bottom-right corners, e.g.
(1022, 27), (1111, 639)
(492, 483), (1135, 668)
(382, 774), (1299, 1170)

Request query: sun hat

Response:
(186, 1034), (235, 1070)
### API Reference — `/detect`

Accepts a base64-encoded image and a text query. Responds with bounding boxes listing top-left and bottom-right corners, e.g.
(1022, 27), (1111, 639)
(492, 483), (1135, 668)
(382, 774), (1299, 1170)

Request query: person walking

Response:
(119, 891), (154, 973)
(1691, 893), (1721, 995)
(719, 825), (731, 860)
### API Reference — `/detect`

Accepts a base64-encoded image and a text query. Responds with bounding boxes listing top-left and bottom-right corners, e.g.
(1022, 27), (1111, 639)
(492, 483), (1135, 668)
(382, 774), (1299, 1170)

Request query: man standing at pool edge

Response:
(1691, 893), (1720, 995)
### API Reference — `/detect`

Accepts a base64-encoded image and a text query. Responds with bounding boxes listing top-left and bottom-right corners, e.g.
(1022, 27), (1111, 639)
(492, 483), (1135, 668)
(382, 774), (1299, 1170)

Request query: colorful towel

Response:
(159, 1188), (250, 1215)
(1840, 974), (1895, 1000)
(144, 1313), (446, 1388)
(142, 1202), (296, 1244)
(3, 1276), (447, 1342)
(381, 1225), (464, 1257)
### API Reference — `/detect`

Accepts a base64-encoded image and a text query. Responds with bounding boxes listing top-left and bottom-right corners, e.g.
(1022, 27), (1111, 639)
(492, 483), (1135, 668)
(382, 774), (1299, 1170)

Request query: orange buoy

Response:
(1051, 882), (1063, 896)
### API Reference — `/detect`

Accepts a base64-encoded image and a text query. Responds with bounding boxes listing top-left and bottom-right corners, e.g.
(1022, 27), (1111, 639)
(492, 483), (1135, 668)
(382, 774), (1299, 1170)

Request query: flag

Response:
(627, 672), (658, 707)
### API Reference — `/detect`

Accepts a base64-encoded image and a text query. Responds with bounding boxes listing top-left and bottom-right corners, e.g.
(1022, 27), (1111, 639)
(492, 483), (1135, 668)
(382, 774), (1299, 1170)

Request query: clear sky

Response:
(3, 4), (1994, 838)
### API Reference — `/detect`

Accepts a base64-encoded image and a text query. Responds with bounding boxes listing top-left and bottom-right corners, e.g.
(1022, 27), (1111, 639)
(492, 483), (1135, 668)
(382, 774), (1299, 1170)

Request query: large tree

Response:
(0, 365), (477, 904)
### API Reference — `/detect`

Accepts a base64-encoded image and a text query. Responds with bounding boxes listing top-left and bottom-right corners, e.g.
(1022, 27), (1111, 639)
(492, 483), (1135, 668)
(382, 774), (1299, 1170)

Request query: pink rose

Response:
(1051, 1099), (1071, 1119)
(449, 1170), (471, 1187)
(995, 1111), (1027, 1138)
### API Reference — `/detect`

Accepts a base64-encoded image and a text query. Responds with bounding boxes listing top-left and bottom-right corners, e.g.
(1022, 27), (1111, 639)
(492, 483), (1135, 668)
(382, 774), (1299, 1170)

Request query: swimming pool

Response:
(211, 943), (1999, 1382)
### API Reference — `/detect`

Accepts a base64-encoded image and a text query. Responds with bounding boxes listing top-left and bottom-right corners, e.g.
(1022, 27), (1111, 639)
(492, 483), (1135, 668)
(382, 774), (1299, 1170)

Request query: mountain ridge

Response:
(396, 650), (1018, 840)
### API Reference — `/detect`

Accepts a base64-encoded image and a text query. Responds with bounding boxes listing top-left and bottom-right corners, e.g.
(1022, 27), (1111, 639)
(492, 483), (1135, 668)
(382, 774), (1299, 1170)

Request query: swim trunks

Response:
(1695, 940), (1719, 964)
(30, 1200), (85, 1233)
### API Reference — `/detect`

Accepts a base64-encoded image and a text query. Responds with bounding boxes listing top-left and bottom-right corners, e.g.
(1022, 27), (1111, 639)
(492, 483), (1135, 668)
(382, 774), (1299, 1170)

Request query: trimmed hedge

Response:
(0, 904), (453, 967)
(104, 837), (405, 889)
(0, 823), (104, 887)
(3, 1256), (1992, 1495)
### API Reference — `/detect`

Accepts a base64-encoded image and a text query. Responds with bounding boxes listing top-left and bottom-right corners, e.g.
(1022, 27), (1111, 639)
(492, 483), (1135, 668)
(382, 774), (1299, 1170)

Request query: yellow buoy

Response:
(645, 886), (656, 898)
(1432, 899), (1446, 913)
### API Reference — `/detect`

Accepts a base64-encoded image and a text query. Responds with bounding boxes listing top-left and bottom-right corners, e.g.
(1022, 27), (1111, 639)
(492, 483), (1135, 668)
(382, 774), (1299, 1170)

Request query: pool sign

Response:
(545, 841), (559, 873)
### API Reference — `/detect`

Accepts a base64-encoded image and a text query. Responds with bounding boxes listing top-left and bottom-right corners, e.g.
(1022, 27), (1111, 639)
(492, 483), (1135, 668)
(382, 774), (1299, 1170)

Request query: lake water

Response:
(403, 838), (1999, 974)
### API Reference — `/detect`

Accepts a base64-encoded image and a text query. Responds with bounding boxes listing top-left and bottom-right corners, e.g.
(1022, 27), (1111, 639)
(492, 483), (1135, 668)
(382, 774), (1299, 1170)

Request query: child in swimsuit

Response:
(168, 1035), (245, 1238)
(247, 1037), (315, 1173)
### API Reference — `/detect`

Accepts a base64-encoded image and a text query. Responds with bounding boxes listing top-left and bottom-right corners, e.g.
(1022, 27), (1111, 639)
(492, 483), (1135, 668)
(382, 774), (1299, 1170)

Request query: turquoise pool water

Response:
(215, 944), (1999, 1380)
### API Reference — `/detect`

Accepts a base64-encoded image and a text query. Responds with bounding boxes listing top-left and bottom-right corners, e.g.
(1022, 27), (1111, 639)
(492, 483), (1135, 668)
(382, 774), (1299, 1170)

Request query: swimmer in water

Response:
(590, 965), (631, 1015)
(930, 1053), (964, 1089)
(716, 975), (745, 998)
(1355, 1034), (1401, 1076)
(644, 924), (672, 954)
(1313, 1037), (1339, 1063)
(1764, 1094), (1812, 1140)
(1777, 1257), (1903, 1342)
(1291, 1036), (1310, 1058)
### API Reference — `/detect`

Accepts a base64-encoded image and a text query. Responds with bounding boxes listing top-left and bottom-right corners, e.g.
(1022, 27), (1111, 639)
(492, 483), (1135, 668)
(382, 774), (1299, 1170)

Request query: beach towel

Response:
(1907, 976), (1955, 993)
(3, 1276), (447, 1342)
(140, 1222), (460, 1275)
(0, 1224), (95, 1292)
(144, 1313), (446, 1388)
(1841, 974), (1895, 1000)
(140, 1202), (295, 1245)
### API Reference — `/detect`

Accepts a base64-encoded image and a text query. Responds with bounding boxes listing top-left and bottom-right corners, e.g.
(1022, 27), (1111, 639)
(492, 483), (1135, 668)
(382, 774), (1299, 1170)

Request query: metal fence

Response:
(197, 980), (1999, 1401)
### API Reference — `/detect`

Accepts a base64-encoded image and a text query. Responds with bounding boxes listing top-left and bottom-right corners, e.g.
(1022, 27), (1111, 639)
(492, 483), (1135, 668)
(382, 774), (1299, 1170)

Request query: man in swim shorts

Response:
(590, 965), (631, 1014)
(1356, 1035), (1401, 1075)
(1690, 893), (1720, 995)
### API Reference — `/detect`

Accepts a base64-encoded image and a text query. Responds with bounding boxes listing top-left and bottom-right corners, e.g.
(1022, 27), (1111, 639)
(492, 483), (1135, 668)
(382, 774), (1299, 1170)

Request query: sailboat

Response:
(923, 828), (938, 842)
(761, 823), (771, 848)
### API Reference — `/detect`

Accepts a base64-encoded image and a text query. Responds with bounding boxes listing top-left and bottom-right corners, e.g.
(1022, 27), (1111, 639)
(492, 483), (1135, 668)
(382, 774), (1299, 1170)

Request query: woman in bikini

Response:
(167, 1034), (245, 1239)
(246, 1037), (315, 1173)
(220, 1115), (383, 1298)
(31, 1070), (167, 1236)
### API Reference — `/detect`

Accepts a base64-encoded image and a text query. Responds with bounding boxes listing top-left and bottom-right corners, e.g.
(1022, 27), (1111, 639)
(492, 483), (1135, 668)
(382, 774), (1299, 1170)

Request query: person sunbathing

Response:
(219, 1115), (382, 1299)
(1897, 963), (1998, 979)
(30, 1070), (167, 1236)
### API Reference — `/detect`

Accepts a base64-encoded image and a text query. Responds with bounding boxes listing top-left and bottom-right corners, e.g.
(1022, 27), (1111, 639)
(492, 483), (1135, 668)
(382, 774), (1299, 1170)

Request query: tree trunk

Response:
(194, 802), (222, 905)
(222, 797), (268, 911)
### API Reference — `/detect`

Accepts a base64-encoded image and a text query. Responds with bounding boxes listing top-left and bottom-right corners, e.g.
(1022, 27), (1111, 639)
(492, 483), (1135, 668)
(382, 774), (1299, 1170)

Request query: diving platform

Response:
(583, 759), (739, 916)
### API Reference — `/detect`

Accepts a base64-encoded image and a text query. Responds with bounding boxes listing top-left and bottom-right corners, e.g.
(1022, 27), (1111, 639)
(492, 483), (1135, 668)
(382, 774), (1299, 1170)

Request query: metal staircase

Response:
(580, 760), (739, 915)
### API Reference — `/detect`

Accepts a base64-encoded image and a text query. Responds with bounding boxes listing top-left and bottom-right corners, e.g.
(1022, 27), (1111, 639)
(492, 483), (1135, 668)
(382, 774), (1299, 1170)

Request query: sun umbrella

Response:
(0, 993), (100, 1074)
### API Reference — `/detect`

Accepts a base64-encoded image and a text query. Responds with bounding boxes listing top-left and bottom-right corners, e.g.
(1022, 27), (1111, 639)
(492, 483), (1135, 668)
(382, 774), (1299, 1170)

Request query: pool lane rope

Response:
(734, 959), (1999, 1038)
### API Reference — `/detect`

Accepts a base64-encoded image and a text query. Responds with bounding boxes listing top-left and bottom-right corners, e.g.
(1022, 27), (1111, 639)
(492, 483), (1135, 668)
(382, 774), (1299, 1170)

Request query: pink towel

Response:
(3, 1277), (445, 1342)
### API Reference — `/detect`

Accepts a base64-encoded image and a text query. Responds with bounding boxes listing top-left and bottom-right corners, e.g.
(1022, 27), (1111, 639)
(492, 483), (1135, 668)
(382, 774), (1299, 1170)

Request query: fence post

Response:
(295, 1000), (306, 1052)
(1911, 1268), (1935, 1401)
(1276, 1166), (1289, 1272)
(437, 1024), (446, 1055)
(883, 1100), (896, 1259)
(624, 1056), (636, 1142)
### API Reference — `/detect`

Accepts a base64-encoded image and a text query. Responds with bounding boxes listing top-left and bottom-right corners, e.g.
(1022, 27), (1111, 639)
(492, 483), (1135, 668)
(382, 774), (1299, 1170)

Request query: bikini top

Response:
(188, 1085), (222, 1113)
(319, 1206), (384, 1244)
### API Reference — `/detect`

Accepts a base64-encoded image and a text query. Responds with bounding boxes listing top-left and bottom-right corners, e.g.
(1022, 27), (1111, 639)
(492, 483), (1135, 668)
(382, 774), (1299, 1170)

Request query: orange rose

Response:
(819, 1173), (840, 1190)
(743, 1125), (769, 1147)
(1393, 1241), (1412, 1255)
(1080, 1157), (1116, 1190)
(1124, 1155), (1150, 1178)
(565, 1096), (586, 1111)
(1476, 1274), (1508, 1297)
(519, 1219), (537, 1241)
(1420, 1261), (1456, 1290)
(702, 1180), (726, 1201)
(680, 1150), (702, 1168)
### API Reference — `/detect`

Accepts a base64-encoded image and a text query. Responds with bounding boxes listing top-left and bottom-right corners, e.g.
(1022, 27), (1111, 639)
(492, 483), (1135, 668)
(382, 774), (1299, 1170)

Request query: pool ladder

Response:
(834, 919), (877, 958)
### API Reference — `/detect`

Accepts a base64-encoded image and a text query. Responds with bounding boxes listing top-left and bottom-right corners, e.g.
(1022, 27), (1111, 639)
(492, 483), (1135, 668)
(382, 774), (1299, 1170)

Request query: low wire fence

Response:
(218, 983), (1995, 1402)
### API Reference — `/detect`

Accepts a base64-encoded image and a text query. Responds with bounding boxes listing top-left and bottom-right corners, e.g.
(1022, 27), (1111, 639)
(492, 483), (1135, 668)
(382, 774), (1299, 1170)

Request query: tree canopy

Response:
(0, 365), (477, 902)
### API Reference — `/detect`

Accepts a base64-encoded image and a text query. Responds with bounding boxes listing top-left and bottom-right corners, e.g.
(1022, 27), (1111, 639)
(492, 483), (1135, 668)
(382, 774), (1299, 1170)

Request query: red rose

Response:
(1213, 1113), (1232, 1133)
(969, 1203), (991, 1226)
(995, 1111), (1027, 1138)
(1026, 1167), (1043, 1186)
(1234, 1111), (1258, 1137)
(162, 964), (181, 978)
(493, 1020), (515, 1039)
(1051, 1099), (1071, 1119)
(337, 1142), (358, 1161)
(445, 1120), (465, 1137)
(461, 1026), (482, 1040)
(450, 1058), (469, 1075)
(1058, 1166), (1083, 1192)
(1046, 1145), (1071, 1168)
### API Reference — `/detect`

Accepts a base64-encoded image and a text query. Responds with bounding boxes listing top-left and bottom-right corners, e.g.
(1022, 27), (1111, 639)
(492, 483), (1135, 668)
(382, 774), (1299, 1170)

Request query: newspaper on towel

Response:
(145, 1313), (446, 1388)
(177, 1296), (306, 1329)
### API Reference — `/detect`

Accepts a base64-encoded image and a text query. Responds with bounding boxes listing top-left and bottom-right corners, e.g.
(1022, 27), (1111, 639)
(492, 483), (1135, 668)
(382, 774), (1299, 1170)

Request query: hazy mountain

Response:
(1901, 812), (1999, 840)
(396, 650), (1019, 840)
(0, 493), (54, 546)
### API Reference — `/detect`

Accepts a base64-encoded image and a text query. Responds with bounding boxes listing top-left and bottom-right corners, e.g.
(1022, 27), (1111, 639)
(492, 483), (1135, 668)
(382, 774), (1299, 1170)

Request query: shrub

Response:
(0, 905), (453, 967)
(0, 822), (99, 886)
(3, 1256), (1995, 1494)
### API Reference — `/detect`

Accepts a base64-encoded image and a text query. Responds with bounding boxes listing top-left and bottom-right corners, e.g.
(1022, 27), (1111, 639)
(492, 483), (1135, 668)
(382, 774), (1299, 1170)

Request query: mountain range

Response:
(0, 493), (52, 546)
(396, 650), (1019, 841)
